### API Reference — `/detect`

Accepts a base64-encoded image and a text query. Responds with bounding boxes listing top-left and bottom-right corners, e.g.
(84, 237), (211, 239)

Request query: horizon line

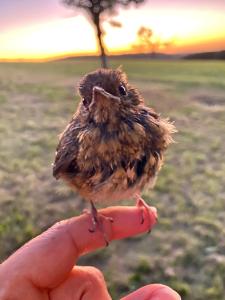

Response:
(1, 49), (225, 63)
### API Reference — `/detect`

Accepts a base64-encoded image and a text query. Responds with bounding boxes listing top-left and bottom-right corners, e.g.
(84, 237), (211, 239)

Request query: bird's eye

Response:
(118, 84), (127, 96)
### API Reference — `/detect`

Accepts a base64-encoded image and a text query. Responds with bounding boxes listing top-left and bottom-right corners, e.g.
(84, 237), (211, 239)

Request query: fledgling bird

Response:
(53, 68), (175, 239)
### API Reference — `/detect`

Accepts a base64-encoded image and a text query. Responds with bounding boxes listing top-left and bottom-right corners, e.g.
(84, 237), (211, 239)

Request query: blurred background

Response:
(0, 0), (225, 299)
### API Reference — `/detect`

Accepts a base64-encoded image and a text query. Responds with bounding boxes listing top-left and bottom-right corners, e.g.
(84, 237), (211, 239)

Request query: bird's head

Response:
(78, 68), (143, 123)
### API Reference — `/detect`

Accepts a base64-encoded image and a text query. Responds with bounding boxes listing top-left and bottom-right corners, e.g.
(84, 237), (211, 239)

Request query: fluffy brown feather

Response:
(53, 68), (175, 203)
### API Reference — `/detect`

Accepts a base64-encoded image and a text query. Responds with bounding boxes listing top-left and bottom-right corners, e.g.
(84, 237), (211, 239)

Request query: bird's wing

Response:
(53, 119), (81, 179)
(136, 106), (175, 157)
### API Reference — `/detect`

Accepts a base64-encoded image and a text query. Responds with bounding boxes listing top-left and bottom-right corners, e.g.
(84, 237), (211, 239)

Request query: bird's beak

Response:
(91, 86), (120, 107)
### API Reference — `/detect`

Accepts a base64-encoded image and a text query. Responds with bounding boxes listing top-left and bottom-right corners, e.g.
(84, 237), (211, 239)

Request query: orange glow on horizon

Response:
(1, 4), (225, 61)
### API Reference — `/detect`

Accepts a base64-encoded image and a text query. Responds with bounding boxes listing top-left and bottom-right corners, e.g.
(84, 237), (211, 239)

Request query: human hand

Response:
(0, 205), (180, 300)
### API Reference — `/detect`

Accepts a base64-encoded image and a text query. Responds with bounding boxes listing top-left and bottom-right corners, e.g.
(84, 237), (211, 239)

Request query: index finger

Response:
(1, 204), (157, 289)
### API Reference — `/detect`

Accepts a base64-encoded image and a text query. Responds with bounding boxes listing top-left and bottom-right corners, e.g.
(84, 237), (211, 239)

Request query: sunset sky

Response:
(1, 0), (225, 60)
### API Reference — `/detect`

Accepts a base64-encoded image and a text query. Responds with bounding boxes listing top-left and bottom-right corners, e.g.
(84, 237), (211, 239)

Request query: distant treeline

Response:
(184, 50), (225, 60)
(59, 53), (180, 61)
(53, 50), (225, 62)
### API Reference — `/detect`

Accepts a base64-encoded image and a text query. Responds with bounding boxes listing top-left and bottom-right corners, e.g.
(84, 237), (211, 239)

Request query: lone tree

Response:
(63, 0), (145, 68)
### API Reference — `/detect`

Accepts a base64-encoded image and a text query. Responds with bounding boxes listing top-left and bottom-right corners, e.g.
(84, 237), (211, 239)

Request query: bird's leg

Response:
(87, 200), (113, 246)
(89, 200), (99, 231)
(135, 194), (156, 233)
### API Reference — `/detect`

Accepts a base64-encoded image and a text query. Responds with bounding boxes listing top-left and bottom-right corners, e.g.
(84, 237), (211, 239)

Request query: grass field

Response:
(0, 59), (225, 299)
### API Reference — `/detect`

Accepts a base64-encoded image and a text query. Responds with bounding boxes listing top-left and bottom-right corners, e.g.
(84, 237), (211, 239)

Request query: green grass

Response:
(0, 59), (225, 299)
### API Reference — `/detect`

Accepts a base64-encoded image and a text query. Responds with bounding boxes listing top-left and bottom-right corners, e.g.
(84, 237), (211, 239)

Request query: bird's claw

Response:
(136, 196), (156, 233)
(85, 201), (113, 246)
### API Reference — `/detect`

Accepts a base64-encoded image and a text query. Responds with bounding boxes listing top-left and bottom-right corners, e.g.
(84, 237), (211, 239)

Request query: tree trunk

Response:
(94, 17), (108, 69)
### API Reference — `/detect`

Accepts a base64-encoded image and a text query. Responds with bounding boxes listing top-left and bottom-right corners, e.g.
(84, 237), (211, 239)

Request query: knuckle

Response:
(82, 266), (105, 286)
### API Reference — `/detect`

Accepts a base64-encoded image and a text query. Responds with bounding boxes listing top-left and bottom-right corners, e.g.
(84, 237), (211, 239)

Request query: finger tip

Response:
(150, 284), (181, 300)
(108, 205), (158, 240)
